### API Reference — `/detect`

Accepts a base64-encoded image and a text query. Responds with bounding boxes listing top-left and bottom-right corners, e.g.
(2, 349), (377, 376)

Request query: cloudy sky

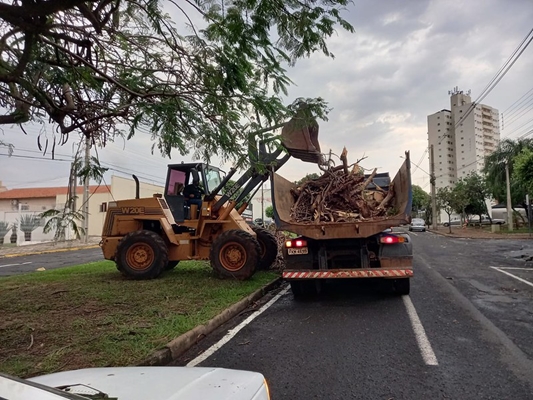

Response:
(1, 0), (533, 195)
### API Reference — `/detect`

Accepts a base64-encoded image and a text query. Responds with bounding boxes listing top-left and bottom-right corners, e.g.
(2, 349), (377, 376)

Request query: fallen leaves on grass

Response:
(0, 260), (277, 378)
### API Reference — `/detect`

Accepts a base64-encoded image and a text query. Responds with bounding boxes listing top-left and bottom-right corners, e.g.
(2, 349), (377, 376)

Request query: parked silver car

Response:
(468, 215), (505, 226)
(409, 218), (426, 232)
(442, 218), (462, 227)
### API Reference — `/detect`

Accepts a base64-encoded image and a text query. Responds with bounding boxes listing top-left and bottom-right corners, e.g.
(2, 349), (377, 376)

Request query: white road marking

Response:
(402, 295), (439, 366)
(491, 267), (533, 288)
(0, 261), (32, 268)
(187, 286), (290, 367)
(494, 267), (533, 271)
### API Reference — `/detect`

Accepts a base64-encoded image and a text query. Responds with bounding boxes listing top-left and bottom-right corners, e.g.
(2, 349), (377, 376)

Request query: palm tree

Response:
(0, 221), (11, 244)
(40, 208), (85, 241)
(18, 214), (41, 241)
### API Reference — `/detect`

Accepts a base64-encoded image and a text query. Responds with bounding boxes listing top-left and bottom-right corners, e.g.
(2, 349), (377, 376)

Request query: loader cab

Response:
(164, 163), (223, 222)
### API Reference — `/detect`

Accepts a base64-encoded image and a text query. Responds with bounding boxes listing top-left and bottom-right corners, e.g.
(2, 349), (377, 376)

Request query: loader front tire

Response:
(115, 230), (168, 280)
(210, 230), (260, 280)
(251, 226), (278, 270)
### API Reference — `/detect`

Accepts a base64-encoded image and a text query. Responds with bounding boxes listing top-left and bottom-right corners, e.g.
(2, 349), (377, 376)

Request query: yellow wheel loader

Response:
(100, 114), (322, 280)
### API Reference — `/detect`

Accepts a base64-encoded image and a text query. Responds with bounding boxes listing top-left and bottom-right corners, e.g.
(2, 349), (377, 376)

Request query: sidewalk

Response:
(0, 237), (100, 258)
(429, 226), (533, 240)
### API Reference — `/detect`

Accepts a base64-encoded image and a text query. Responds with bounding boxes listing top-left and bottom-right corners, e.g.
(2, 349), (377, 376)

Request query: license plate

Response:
(287, 247), (308, 255)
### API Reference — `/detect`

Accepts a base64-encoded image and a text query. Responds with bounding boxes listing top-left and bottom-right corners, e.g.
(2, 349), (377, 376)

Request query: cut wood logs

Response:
(290, 150), (396, 223)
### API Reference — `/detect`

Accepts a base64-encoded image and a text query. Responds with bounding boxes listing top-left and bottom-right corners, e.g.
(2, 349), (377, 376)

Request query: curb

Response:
(139, 277), (283, 366)
(428, 230), (532, 240)
(0, 245), (100, 258)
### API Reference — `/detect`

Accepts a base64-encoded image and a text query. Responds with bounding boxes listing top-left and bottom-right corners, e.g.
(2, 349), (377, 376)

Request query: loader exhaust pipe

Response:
(132, 174), (140, 199)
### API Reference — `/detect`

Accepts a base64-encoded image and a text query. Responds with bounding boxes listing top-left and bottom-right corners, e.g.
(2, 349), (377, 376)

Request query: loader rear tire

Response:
(210, 230), (260, 280)
(251, 226), (278, 270)
(115, 230), (167, 280)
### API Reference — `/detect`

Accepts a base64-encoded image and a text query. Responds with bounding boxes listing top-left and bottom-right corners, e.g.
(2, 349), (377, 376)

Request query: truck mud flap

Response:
(283, 269), (413, 279)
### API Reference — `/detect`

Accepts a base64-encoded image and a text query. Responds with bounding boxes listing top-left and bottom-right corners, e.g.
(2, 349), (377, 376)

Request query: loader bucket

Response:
(280, 116), (324, 164)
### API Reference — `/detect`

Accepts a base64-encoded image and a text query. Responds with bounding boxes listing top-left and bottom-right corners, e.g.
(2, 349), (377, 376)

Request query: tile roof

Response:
(0, 185), (110, 199)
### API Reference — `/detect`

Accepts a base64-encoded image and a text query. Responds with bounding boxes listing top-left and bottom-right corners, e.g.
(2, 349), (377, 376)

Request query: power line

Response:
(502, 99), (533, 130)
(502, 86), (533, 114)
(506, 118), (533, 139)
(0, 153), (72, 162)
(0, 153), (165, 186)
(436, 28), (533, 148)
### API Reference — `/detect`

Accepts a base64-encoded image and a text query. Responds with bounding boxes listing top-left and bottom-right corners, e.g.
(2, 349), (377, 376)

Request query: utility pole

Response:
(261, 182), (265, 227)
(430, 145), (438, 230)
(505, 162), (513, 231)
(82, 135), (91, 243)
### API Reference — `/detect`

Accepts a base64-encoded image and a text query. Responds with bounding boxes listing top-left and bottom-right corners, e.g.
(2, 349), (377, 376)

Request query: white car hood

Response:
(28, 367), (268, 400)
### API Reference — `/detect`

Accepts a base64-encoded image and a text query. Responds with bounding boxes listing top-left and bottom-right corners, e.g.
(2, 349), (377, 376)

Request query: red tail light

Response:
(285, 239), (308, 248)
(380, 235), (405, 244)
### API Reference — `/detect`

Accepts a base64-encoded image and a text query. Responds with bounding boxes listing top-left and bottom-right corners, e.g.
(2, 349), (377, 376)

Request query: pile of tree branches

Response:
(289, 149), (395, 223)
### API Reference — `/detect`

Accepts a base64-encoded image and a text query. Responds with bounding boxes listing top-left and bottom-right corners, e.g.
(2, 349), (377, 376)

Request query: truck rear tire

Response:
(165, 260), (180, 271)
(392, 278), (410, 295)
(115, 230), (168, 280)
(290, 280), (319, 298)
(210, 230), (260, 280)
(251, 226), (278, 270)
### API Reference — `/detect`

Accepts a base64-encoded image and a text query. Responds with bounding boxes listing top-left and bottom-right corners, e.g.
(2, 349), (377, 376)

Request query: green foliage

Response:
(512, 147), (533, 196)
(460, 172), (489, 218)
(76, 156), (109, 184)
(17, 214), (41, 234)
(412, 185), (430, 212)
(40, 208), (85, 241)
(295, 173), (321, 185)
(436, 187), (455, 216)
(265, 205), (274, 219)
(222, 179), (254, 209)
(483, 138), (533, 205)
(0, 0), (353, 164)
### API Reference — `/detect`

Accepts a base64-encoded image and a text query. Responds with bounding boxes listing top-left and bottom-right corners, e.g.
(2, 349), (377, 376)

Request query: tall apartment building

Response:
(427, 87), (500, 192)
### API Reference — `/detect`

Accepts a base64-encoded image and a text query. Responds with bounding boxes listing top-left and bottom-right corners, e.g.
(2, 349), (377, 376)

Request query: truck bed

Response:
(270, 157), (412, 239)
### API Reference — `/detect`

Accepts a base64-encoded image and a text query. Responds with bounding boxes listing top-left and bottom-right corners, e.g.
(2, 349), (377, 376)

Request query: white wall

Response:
(111, 175), (164, 200)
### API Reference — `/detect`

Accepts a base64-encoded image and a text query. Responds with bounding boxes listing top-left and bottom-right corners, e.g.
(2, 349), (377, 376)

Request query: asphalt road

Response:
(174, 231), (533, 399)
(0, 248), (103, 277)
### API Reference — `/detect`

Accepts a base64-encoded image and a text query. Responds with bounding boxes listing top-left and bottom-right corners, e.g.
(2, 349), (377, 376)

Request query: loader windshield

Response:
(204, 167), (222, 193)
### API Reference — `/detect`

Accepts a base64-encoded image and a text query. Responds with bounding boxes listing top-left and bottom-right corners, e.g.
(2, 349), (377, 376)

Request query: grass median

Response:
(0, 260), (278, 378)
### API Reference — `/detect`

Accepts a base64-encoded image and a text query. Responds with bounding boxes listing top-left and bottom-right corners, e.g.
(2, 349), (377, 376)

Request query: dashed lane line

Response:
(402, 295), (439, 366)
(0, 261), (32, 268)
(187, 286), (290, 367)
(490, 267), (533, 288)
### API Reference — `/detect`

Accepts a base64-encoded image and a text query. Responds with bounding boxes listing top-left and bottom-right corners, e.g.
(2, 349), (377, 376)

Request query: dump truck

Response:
(100, 111), (322, 280)
(271, 153), (413, 296)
